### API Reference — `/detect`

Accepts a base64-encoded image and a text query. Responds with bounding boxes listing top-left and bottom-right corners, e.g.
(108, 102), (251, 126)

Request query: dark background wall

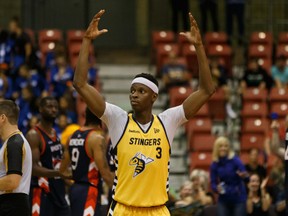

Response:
(1, 0), (288, 48)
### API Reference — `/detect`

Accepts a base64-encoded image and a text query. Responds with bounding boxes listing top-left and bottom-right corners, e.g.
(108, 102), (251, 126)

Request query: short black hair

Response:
(0, 100), (19, 125)
(10, 16), (21, 27)
(39, 96), (57, 108)
(85, 107), (101, 126)
(134, 73), (159, 88)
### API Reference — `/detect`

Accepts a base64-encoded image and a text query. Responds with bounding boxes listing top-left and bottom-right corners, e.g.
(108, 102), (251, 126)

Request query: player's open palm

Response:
(180, 13), (202, 46)
(84, 9), (108, 40)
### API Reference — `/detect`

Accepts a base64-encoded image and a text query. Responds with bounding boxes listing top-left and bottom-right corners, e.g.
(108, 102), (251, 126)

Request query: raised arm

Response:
(73, 10), (108, 118)
(270, 120), (285, 158)
(180, 13), (215, 120)
(88, 133), (114, 188)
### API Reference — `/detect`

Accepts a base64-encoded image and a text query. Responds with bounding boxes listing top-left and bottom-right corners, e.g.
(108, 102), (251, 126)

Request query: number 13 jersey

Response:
(112, 114), (170, 207)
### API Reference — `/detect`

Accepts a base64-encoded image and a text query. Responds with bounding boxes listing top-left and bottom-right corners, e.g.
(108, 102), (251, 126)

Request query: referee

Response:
(0, 100), (32, 216)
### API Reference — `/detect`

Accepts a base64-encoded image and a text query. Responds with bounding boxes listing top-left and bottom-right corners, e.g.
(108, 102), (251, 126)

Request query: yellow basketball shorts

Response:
(107, 200), (170, 216)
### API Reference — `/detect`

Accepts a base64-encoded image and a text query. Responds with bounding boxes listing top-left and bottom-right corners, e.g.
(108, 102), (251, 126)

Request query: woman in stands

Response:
(210, 136), (249, 216)
(246, 173), (271, 216)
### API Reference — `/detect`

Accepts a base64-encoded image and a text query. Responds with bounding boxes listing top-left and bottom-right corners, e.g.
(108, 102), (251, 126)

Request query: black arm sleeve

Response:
(6, 134), (24, 176)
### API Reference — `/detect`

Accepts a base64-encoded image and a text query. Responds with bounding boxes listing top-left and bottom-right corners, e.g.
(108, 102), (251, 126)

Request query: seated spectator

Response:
(271, 55), (288, 89)
(45, 41), (67, 70)
(240, 58), (273, 94)
(59, 95), (77, 123)
(246, 173), (271, 216)
(54, 112), (69, 138)
(190, 169), (213, 206)
(175, 181), (193, 207)
(210, 136), (249, 216)
(13, 64), (47, 99)
(0, 63), (12, 99)
(245, 148), (267, 180)
(49, 54), (74, 98)
(16, 85), (38, 134)
(162, 51), (191, 91)
(0, 30), (13, 66)
(269, 156), (285, 216)
(8, 16), (33, 76)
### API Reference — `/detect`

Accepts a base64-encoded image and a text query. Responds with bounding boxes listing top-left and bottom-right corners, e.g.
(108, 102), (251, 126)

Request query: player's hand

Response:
(180, 13), (202, 46)
(84, 9), (108, 40)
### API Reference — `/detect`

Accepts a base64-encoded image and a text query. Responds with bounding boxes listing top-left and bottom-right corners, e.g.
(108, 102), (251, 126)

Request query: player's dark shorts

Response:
(0, 193), (31, 216)
(69, 182), (102, 216)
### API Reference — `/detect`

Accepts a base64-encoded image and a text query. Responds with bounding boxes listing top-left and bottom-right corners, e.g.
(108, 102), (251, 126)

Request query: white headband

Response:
(131, 77), (159, 94)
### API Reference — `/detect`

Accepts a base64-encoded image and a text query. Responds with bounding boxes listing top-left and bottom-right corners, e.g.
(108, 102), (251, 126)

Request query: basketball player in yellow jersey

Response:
(73, 9), (215, 216)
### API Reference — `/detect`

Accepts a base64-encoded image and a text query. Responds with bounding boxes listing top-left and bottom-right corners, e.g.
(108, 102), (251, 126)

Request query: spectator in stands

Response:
(54, 112), (69, 138)
(225, 0), (245, 45)
(199, 0), (219, 34)
(45, 41), (67, 70)
(269, 156), (285, 216)
(162, 51), (191, 91)
(0, 30), (13, 66)
(13, 64), (47, 99)
(210, 136), (249, 216)
(271, 55), (288, 89)
(244, 148), (267, 180)
(190, 169), (213, 206)
(246, 173), (271, 216)
(49, 54), (74, 98)
(170, 0), (189, 33)
(0, 63), (12, 99)
(209, 55), (237, 119)
(239, 58), (273, 94)
(268, 114), (287, 216)
(8, 16), (32, 76)
(175, 181), (193, 207)
(16, 85), (38, 134)
(59, 95), (77, 123)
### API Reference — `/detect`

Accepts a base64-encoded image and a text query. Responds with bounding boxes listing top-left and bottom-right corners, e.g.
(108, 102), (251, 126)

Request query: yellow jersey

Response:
(112, 114), (170, 207)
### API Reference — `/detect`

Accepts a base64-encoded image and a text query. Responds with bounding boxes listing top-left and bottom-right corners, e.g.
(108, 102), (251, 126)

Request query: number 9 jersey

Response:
(111, 114), (170, 207)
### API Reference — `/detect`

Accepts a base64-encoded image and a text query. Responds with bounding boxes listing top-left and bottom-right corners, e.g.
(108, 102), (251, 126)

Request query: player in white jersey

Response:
(0, 100), (32, 216)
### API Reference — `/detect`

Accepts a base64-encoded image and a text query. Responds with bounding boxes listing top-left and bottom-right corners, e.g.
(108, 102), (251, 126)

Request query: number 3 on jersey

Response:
(71, 148), (80, 170)
(156, 147), (162, 159)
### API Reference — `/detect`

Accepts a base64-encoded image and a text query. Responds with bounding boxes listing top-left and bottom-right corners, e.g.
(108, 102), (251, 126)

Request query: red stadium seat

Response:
(169, 86), (193, 107)
(248, 44), (272, 59)
(152, 31), (176, 64)
(241, 102), (268, 118)
(186, 118), (212, 148)
(207, 44), (232, 75)
(156, 43), (180, 77)
(208, 88), (226, 120)
(68, 43), (95, 68)
(250, 32), (273, 46)
(181, 44), (198, 76)
(242, 118), (269, 135)
(270, 102), (288, 118)
(190, 134), (216, 152)
(67, 30), (85, 45)
(278, 32), (288, 45)
(276, 44), (288, 59)
(38, 29), (63, 44)
(190, 152), (212, 172)
(240, 134), (265, 152)
(178, 34), (191, 50)
(269, 87), (288, 103)
(204, 32), (228, 46)
(242, 88), (268, 103)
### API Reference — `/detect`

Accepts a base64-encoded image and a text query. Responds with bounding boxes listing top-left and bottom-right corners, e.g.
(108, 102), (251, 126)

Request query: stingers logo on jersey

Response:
(129, 152), (154, 177)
